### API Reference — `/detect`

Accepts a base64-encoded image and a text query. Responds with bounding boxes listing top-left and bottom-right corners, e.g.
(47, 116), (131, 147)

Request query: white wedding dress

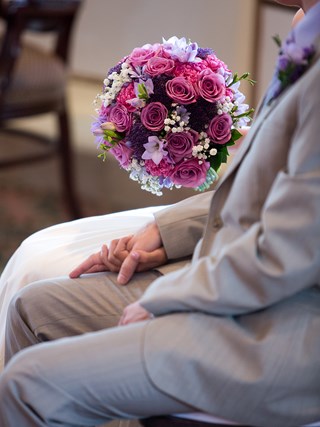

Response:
(0, 205), (165, 371)
(2, 205), (320, 427)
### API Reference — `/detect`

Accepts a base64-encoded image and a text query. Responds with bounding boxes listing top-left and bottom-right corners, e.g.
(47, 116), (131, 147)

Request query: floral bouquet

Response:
(92, 36), (254, 195)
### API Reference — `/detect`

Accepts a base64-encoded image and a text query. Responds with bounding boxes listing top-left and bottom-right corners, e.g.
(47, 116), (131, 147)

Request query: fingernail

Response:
(131, 251), (139, 260)
(117, 274), (126, 284)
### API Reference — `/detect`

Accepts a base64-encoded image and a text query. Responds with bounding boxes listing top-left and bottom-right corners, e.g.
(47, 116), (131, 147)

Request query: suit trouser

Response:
(0, 272), (195, 427)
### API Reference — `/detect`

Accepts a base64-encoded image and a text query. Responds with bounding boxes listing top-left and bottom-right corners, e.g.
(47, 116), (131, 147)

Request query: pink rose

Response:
(166, 77), (197, 104)
(110, 142), (133, 168)
(153, 45), (171, 59)
(170, 158), (209, 188)
(144, 57), (175, 77)
(98, 103), (111, 121)
(166, 130), (198, 163)
(140, 102), (168, 131)
(197, 69), (226, 102)
(145, 158), (174, 177)
(205, 54), (229, 73)
(117, 83), (136, 112)
(109, 104), (132, 133)
(173, 61), (207, 84)
(128, 47), (155, 68)
(208, 113), (232, 144)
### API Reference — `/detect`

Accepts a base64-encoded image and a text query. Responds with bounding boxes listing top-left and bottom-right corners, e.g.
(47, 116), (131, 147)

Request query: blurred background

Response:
(0, 0), (296, 269)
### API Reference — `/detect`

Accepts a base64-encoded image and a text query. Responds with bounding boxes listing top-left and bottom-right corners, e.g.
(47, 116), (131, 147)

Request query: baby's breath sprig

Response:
(99, 63), (135, 107)
(192, 131), (217, 164)
(164, 104), (190, 134)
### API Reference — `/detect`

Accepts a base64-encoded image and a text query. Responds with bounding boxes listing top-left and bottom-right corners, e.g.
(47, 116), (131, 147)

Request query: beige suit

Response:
(1, 23), (320, 427)
(139, 37), (320, 426)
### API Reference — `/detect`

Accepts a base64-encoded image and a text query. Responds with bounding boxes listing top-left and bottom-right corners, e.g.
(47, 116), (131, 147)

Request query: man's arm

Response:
(69, 191), (213, 281)
(139, 59), (320, 317)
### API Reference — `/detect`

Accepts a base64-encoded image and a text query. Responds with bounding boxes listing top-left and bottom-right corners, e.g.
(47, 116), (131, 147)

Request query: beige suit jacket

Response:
(139, 38), (320, 427)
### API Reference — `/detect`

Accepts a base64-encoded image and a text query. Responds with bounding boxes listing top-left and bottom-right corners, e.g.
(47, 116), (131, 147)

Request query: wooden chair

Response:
(139, 416), (249, 427)
(0, 0), (82, 218)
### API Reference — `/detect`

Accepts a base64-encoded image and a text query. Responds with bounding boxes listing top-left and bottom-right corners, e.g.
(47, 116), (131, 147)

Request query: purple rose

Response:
(110, 142), (133, 168)
(166, 130), (198, 163)
(128, 47), (155, 68)
(170, 158), (209, 188)
(197, 69), (226, 102)
(144, 57), (175, 76)
(166, 77), (197, 104)
(140, 102), (168, 131)
(109, 104), (132, 133)
(208, 113), (232, 144)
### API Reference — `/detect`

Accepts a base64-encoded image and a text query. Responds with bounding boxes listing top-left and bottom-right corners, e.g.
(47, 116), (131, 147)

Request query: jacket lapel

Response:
(217, 35), (320, 191)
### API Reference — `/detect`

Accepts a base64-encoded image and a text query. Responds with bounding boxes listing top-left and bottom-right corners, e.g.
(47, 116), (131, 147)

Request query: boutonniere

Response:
(268, 34), (315, 104)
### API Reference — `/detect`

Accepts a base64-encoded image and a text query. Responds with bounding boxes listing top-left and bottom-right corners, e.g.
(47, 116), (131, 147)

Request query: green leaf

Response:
(210, 153), (222, 171)
(103, 129), (124, 145)
(273, 34), (282, 48)
(227, 71), (256, 88)
(97, 152), (108, 161)
(231, 128), (242, 142)
(137, 83), (149, 100)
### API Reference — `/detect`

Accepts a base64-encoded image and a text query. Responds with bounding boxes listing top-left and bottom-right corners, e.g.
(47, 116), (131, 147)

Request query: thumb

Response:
(117, 251), (140, 285)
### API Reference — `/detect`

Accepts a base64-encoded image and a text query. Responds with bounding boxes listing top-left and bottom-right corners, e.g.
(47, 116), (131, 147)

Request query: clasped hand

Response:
(69, 221), (167, 285)
(69, 221), (166, 326)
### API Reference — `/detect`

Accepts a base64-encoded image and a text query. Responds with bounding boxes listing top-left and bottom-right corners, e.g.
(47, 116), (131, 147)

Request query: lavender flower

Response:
(162, 36), (200, 63)
(269, 34), (315, 103)
(188, 98), (217, 132)
(149, 75), (173, 108)
(126, 122), (154, 160)
(142, 136), (168, 165)
(197, 47), (215, 59)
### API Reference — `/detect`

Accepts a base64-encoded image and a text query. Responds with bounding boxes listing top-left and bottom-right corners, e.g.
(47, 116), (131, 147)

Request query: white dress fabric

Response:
(0, 205), (165, 371)
(2, 206), (320, 427)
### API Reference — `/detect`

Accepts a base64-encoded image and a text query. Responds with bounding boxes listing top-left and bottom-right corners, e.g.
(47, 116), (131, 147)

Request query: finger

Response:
(83, 264), (110, 274)
(117, 251), (140, 285)
(69, 252), (102, 278)
(118, 312), (126, 326)
(108, 236), (132, 265)
(135, 248), (167, 272)
(113, 235), (133, 258)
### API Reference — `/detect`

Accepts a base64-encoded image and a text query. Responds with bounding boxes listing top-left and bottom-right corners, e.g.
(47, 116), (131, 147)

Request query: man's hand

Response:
(118, 301), (152, 326)
(69, 237), (131, 278)
(69, 221), (167, 284)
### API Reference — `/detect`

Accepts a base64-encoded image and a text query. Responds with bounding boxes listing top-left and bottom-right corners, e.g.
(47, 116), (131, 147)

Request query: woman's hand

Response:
(114, 221), (167, 284)
(69, 239), (131, 278)
(69, 221), (167, 284)
(118, 301), (152, 326)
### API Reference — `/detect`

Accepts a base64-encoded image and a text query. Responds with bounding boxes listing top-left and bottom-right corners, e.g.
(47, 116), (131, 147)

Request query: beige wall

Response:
(70, 0), (297, 105)
(8, 0), (296, 106)
(70, 0), (257, 101)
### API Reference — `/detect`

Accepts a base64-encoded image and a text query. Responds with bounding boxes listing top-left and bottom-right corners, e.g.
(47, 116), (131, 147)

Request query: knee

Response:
(0, 348), (45, 413)
(6, 280), (56, 341)
(7, 283), (40, 328)
(9, 279), (54, 316)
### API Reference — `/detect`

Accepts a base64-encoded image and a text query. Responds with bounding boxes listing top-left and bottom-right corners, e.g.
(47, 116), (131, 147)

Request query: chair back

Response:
(0, 0), (82, 98)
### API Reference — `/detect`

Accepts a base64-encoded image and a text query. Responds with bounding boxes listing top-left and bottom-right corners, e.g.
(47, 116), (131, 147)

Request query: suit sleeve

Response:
(141, 59), (320, 317)
(154, 191), (213, 259)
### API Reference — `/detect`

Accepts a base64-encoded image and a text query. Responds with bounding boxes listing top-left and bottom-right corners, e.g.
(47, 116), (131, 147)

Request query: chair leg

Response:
(57, 106), (82, 219)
